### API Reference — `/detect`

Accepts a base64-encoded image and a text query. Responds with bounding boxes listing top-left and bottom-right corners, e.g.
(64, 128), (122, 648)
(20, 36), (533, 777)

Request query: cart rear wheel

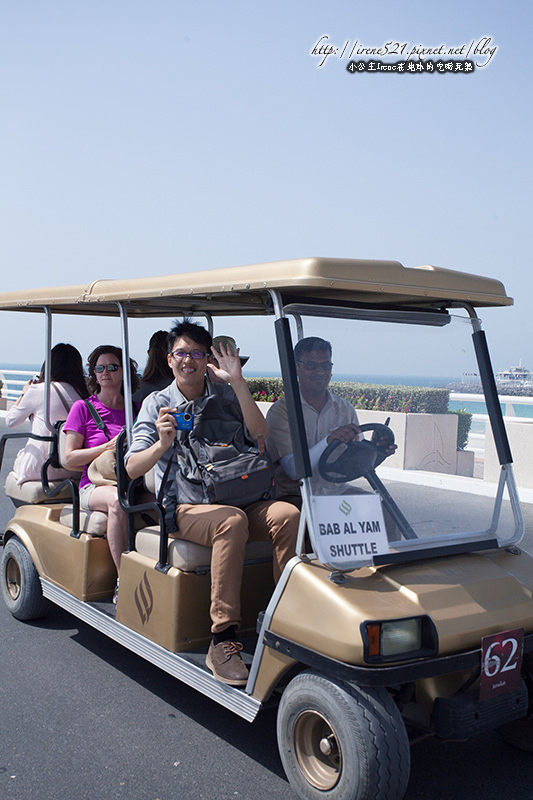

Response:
(277, 671), (410, 800)
(1, 537), (50, 620)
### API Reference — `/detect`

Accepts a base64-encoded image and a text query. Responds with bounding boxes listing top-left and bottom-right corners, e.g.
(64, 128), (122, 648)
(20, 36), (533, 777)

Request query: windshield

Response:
(274, 308), (523, 570)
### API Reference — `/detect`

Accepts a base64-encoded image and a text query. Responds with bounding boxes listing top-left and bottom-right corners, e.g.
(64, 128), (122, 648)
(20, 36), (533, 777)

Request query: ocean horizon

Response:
(0, 363), (458, 388)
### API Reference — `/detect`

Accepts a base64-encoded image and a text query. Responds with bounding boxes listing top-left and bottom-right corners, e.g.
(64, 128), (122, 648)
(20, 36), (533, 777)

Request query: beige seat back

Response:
(4, 422), (79, 506)
(143, 467), (156, 495)
(57, 421), (79, 471)
(56, 422), (109, 536)
(4, 470), (74, 505)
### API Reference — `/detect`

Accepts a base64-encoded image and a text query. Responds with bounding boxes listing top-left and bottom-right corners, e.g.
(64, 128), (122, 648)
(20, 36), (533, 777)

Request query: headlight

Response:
(382, 618), (421, 656)
(362, 616), (438, 663)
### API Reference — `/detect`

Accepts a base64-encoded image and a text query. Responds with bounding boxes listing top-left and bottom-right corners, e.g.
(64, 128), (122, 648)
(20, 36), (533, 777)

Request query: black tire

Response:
(498, 656), (533, 751)
(498, 715), (533, 752)
(276, 671), (410, 800)
(0, 537), (50, 621)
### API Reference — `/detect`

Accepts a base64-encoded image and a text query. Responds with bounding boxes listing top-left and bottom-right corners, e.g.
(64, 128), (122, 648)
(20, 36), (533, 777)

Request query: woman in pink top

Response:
(6, 343), (88, 484)
(64, 345), (140, 602)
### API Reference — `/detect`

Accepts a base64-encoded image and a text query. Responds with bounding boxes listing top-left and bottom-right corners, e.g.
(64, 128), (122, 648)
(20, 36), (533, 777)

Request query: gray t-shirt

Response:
(125, 379), (242, 507)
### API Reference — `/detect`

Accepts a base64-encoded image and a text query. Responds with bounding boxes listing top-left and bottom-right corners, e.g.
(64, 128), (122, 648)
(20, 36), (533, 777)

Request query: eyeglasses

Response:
(171, 350), (209, 360)
(297, 360), (333, 373)
(94, 363), (121, 373)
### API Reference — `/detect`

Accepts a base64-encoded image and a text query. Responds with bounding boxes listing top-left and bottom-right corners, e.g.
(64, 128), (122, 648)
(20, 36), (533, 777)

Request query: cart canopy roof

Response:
(0, 257), (512, 317)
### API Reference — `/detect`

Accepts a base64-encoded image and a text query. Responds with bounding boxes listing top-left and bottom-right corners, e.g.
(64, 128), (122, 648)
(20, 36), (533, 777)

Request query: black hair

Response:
(167, 319), (212, 353)
(140, 330), (173, 383)
(36, 343), (89, 399)
(293, 336), (332, 362)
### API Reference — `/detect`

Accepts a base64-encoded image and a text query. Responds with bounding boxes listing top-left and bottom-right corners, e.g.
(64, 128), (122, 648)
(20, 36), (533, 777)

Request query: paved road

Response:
(2, 599), (533, 800)
(2, 419), (533, 799)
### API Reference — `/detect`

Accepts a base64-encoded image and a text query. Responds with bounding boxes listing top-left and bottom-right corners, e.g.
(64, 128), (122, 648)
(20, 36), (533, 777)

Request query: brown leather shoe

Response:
(206, 640), (249, 686)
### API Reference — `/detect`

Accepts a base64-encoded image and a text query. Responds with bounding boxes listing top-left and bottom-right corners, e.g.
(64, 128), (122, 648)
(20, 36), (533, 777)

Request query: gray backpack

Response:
(171, 392), (274, 508)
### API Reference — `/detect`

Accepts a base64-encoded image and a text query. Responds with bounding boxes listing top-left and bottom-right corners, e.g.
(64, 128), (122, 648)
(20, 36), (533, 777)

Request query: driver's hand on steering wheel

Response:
(326, 424), (361, 444)
(370, 430), (398, 455)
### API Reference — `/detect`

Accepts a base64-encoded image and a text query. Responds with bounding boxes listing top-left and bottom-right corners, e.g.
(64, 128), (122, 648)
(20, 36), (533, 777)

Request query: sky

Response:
(0, 1), (531, 378)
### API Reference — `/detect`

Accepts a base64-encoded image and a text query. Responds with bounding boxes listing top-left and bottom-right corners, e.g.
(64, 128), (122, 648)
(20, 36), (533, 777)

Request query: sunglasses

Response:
(94, 363), (121, 373)
(297, 360), (333, 373)
(171, 350), (209, 360)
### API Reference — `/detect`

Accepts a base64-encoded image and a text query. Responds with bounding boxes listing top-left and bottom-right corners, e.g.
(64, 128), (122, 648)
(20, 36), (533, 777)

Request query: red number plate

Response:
(480, 628), (524, 701)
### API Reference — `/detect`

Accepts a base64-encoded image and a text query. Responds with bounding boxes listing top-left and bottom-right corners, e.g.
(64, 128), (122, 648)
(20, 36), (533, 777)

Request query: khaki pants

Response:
(174, 500), (300, 634)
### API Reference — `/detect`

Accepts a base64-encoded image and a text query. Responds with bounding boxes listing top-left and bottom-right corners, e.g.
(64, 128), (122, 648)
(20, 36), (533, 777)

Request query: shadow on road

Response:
(53, 607), (288, 780)
(35, 606), (533, 800)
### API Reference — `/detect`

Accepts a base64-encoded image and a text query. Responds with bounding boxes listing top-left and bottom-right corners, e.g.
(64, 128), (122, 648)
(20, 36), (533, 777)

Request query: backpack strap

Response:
(157, 440), (179, 534)
(84, 399), (139, 440)
(53, 383), (75, 416)
(84, 399), (112, 440)
(157, 442), (177, 504)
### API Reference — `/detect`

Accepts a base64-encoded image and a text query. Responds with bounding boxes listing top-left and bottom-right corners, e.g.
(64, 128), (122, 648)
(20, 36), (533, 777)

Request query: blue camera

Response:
(172, 411), (194, 431)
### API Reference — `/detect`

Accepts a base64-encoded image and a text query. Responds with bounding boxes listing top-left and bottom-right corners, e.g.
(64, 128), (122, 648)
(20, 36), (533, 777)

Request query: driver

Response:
(266, 336), (365, 507)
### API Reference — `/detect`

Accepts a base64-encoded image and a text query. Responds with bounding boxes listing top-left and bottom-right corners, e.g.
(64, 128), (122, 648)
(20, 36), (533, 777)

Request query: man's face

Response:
(168, 335), (210, 394)
(296, 348), (333, 398)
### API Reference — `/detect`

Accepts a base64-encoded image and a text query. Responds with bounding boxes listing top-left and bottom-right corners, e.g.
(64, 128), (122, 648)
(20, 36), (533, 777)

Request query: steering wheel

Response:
(318, 422), (395, 483)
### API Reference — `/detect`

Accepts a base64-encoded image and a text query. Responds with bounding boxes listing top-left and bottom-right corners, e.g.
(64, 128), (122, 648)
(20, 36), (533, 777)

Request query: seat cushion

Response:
(135, 525), (273, 571)
(143, 468), (156, 495)
(5, 471), (75, 505)
(59, 506), (109, 536)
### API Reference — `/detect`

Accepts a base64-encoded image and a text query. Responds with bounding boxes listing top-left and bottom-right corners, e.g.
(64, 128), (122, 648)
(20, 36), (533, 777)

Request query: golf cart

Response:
(0, 257), (532, 800)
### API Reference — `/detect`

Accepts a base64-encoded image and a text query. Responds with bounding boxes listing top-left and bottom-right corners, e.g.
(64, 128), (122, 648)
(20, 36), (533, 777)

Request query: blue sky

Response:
(0, 1), (531, 377)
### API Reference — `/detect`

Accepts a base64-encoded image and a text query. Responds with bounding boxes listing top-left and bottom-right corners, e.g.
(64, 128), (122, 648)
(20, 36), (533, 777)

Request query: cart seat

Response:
(4, 470), (75, 506)
(134, 465), (273, 570)
(135, 526), (273, 572)
(57, 505), (109, 536)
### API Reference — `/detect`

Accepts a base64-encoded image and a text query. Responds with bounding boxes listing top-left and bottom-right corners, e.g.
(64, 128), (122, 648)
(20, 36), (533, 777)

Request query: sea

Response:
(3, 364), (533, 428)
(2, 364), (458, 388)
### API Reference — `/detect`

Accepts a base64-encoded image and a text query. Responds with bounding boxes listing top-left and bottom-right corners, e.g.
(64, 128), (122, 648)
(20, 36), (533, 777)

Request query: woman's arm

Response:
(5, 381), (39, 428)
(63, 429), (118, 471)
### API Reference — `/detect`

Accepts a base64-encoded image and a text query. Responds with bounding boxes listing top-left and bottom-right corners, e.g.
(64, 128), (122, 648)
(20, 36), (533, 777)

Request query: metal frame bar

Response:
(41, 580), (262, 722)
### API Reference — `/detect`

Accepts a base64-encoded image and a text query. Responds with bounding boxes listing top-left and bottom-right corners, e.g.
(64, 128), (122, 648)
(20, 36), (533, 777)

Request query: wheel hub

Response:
(319, 733), (338, 756)
(293, 710), (341, 791)
(5, 557), (21, 601)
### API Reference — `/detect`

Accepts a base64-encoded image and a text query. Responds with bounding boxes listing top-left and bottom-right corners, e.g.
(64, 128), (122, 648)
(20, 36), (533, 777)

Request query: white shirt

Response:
(6, 381), (82, 484)
(266, 390), (360, 497)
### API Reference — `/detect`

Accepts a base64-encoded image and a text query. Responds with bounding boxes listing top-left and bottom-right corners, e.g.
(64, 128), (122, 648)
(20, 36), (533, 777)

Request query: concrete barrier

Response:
(355, 409), (463, 475)
(483, 419), (533, 488)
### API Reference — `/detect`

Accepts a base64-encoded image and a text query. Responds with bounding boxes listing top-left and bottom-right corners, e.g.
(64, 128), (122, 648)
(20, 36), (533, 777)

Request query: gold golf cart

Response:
(1, 257), (532, 800)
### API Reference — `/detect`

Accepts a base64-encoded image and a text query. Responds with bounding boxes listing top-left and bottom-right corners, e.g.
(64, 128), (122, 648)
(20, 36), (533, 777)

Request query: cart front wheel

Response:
(277, 671), (410, 800)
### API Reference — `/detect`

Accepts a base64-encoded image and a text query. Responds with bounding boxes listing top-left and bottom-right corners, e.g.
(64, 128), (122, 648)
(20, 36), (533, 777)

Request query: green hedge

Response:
(247, 377), (285, 403)
(453, 408), (473, 450)
(247, 378), (449, 413)
(329, 381), (450, 414)
(247, 377), (472, 448)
